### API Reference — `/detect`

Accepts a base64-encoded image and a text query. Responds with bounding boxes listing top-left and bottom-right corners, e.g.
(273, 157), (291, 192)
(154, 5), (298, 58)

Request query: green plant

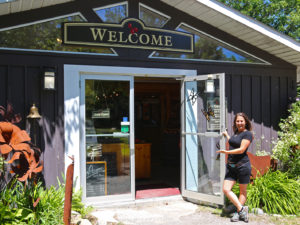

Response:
(256, 150), (270, 156)
(34, 179), (65, 224)
(272, 101), (300, 179)
(72, 188), (93, 218)
(247, 170), (300, 215)
(61, 174), (94, 219)
(0, 178), (65, 225)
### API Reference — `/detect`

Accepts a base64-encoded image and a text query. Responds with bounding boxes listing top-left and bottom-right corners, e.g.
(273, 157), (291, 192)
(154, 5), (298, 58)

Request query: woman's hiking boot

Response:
(230, 212), (239, 222)
(238, 206), (249, 223)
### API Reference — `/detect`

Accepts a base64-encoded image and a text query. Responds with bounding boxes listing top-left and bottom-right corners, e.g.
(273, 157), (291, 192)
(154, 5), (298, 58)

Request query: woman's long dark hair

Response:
(232, 112), (252, 134)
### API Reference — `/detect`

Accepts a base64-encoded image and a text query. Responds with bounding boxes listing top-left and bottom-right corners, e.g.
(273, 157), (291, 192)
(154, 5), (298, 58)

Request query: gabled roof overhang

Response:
(162, 0), (300, 68)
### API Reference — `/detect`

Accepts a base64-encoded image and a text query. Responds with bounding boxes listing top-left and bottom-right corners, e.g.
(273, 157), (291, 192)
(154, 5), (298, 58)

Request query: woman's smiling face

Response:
(235, 115), (246, 132)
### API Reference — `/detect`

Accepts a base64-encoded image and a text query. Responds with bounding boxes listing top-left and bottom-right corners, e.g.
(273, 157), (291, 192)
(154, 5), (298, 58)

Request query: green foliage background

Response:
(272, 101), (300, 178)
(218, 0), (300, 42)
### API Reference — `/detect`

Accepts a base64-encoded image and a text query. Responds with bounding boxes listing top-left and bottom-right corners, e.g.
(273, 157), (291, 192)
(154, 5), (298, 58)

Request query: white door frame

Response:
(181, 73), (226, 205)
(79, 74), (134, 203)
(64, 65), (196, 204)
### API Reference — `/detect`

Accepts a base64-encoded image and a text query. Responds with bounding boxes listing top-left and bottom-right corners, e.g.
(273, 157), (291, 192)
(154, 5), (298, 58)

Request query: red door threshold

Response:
(136, 184), (180, 199)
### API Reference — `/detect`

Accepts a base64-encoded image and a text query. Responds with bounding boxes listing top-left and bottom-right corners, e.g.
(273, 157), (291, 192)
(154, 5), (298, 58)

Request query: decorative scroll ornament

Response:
(187, 88), (200, 105)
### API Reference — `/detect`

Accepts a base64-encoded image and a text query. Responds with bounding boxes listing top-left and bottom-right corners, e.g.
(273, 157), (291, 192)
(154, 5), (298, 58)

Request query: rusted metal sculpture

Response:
(0, 121), (43, 182)
(0, 103), (43, 184)
(63, 156), (74, 225)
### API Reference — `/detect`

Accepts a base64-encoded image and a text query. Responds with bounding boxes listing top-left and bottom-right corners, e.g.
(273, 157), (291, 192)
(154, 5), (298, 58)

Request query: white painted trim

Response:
(180, 73), (226, 206)
(64, 65), (197, 195)
(195, 0), (300, 52)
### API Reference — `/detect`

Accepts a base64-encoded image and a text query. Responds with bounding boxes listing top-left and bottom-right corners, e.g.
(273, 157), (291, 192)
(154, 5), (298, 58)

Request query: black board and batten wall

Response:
(0, 0), (297, 187)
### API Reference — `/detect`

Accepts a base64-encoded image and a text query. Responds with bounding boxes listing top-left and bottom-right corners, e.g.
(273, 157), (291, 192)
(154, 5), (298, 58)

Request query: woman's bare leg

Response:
(238, 183), (248, 206)
(223, 180), (243, 212)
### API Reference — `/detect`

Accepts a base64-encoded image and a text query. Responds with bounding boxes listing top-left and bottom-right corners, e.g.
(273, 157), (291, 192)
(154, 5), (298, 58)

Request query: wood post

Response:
(63, 157), (74, 225)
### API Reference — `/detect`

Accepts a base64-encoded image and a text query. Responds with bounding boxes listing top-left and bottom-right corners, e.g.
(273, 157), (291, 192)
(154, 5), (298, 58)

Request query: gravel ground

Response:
(92, 196), (297, 225)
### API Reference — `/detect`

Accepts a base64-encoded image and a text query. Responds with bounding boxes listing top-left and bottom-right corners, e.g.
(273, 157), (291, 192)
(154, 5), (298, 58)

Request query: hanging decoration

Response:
(187, 88), (200, 105)
(201, 103), (215, 121)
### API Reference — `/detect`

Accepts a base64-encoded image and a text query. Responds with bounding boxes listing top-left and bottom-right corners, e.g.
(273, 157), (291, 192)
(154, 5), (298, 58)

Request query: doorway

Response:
(134, 77), (181, 199)
(64, 65), (197, 204)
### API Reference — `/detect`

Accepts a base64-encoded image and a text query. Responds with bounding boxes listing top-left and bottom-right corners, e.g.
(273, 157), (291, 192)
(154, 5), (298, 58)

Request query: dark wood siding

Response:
(0, 63), (63, 187)
(224, 73), (296, 154)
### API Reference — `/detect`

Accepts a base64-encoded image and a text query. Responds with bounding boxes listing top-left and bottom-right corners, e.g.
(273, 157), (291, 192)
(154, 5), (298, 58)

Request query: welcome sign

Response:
(62, 18), (194, 53)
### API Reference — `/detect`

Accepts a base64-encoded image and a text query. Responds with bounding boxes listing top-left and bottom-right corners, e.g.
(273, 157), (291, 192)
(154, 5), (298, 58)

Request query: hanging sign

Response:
(62, 18), (194, 53)
(92, 109), (110, 119)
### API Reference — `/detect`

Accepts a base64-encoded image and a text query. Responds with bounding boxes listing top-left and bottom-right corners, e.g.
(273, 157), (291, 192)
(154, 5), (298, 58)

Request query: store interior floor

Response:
(135, 153), (181, 199)
(136, 157), (181, 188)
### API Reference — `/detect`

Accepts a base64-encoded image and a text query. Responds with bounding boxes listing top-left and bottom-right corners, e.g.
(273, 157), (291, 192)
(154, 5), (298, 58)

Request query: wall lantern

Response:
(44, 69), (56, 90)
(205, 79), (215, 93)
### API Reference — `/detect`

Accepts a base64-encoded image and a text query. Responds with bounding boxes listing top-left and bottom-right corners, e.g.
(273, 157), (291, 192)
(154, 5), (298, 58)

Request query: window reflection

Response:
(139, 4), (169, 28)
(85, 80), (129, 134)
(152, 24), (264, 63)
(0, 15), (114, 54)
(85, 80), (131, 197)
(94, 4), (127, 24)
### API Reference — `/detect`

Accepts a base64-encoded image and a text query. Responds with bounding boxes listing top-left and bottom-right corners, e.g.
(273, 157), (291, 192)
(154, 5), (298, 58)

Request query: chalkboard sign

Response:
(86, 161), (107, 197)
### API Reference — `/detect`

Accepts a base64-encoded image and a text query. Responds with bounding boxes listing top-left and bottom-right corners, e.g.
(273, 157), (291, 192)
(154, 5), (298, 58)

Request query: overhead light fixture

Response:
(44, 69), (56, 90)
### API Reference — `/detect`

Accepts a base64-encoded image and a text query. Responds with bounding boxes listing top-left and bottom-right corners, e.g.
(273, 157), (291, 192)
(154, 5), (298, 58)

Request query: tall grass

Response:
(0, 179), (64, 225)
(247, 171), (300, 215)
(0, 178), (93, 224)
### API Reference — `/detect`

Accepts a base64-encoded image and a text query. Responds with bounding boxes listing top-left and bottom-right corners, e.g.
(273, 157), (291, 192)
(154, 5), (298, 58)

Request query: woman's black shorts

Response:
(225, 161), (251, 184)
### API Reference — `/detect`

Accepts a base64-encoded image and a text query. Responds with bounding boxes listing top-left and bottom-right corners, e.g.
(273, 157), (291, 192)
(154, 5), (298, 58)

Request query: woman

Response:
(217, 112), (253, 223)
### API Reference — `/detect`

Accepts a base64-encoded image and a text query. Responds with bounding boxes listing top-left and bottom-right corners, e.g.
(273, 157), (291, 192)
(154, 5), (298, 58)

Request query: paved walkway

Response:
(91, 196), (276, 225)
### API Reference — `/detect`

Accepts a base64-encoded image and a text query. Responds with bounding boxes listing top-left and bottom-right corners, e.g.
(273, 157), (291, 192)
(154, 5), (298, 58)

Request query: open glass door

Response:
(80, 75), (135, 203)
(181, 73), (225, 205)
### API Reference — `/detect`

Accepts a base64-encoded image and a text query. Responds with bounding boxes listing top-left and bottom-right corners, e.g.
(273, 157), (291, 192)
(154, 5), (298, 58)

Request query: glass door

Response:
(181, 73), (226, 205)
(80, 75), (134, 202)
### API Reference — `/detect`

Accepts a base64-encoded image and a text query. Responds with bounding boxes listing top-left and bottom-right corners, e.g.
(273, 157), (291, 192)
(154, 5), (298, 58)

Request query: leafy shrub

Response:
(72, 188), (93, 218)
(247, 171), (300, 215)
(272, 100), (300, 178)
(0, 177), (94, 225)
(0, 179), (64, 225)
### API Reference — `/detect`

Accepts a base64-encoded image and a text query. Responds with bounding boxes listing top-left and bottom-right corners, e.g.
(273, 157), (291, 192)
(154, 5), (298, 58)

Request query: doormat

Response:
(136, 183), (180, 199)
